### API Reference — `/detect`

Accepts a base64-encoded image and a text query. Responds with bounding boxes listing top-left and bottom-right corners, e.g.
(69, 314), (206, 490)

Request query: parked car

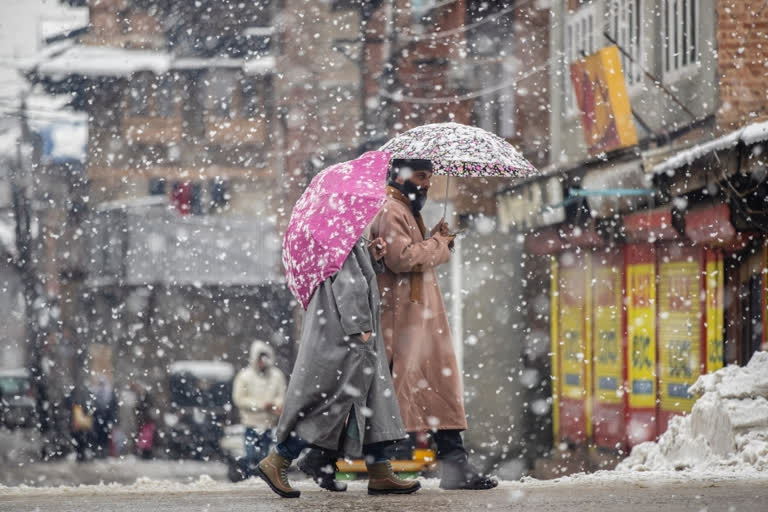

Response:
(164, 360), (235, 460)
(0, 368), (36, 430)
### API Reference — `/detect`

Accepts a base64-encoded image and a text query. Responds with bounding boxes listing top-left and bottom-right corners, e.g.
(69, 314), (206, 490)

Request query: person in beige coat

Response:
(232, 340), (286, 464)
(370, 158), (497, 490)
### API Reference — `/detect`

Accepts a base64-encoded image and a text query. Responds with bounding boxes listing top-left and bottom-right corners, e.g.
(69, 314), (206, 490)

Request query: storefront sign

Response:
(626, 262), (656, 408)
(593, 258), (623, 405)
(550, 257), (560, 441)
(706, 250), (724, 373)
(557, 251), (593, 443)
(560, 264), (588, 400)
(497, 177), (565, 231)
(658, 259), (701, 413)
(570, 45), (638, 155)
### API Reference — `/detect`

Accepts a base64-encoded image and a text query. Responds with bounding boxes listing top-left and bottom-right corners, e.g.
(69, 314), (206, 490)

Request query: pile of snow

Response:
(618, 352), (768, 473)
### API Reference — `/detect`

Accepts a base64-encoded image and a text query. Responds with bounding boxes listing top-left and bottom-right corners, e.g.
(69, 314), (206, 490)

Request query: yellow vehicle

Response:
(336, 433), (437, 479)
(337, 449), (436, 477)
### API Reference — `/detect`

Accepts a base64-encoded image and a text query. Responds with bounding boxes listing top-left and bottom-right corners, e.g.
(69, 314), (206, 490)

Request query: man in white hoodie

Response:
(232, 340), (286, 464)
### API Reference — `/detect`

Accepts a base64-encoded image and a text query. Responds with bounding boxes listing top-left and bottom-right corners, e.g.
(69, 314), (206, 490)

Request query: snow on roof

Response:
(38, 120), (87, 163)
(653, 119), (768, 175)
(0, 126), (20, 162)
(94, 195), (169, 212)
(243, 26), (275, 37)
(30, 44), (276, 78)
(0, 219), (16, 256)
(173, 56), (244, 70)
(36, 45), (172, 78)
(0, 368), (29, 378)
(168, 361), (235, 380)
(242, 56), (275, 75)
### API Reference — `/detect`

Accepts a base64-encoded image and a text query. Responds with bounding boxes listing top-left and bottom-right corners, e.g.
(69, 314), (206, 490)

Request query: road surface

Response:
(2, 475), (766, 512)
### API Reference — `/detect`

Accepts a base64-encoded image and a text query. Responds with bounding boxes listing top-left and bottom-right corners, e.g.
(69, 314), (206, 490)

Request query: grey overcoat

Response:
(275, 239), (406, 457)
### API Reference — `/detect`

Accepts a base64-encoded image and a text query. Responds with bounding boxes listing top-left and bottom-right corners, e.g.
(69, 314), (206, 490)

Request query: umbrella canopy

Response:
(283, 150), (390, 310)
(380, 122), (537, 178)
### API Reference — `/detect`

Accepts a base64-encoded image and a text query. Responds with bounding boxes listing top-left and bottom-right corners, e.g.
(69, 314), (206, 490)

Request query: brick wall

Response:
(717, 0), (768, 131)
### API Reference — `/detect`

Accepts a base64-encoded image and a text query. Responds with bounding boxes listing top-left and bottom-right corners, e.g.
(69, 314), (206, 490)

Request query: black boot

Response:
(297, 448), (348, 492)
(439, 459), (498, 490)
(434, 430), (498, 491)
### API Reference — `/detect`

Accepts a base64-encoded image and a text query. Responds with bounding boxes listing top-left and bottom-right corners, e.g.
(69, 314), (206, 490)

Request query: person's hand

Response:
(431, 218), (451, 237)
(434, 231), (455, 244)
(368, 237), (387, 261)
(264, 401), (274, 412)
(360, 331), (372, 342)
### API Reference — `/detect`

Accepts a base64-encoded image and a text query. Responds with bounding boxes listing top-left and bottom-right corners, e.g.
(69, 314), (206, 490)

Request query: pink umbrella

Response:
(283, 151), (390, 309)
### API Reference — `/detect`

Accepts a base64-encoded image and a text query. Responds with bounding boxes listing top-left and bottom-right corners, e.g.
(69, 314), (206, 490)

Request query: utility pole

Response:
(10, 95), (49, 435)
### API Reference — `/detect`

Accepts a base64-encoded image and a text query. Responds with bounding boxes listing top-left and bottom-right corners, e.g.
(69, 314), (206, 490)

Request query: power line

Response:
(397, 2), (520, 42)
(380, 56), (550, 104)
(378, 45), (573, 104)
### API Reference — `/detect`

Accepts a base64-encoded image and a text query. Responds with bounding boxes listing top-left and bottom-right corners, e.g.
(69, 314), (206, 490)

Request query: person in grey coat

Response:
(257, 236), (421, 498)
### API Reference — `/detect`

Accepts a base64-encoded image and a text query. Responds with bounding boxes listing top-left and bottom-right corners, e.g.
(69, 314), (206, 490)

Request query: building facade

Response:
(497, 0), (768, 474)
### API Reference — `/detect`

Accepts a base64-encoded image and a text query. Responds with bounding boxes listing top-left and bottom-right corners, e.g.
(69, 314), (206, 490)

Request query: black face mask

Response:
(392, 179), (428, 213)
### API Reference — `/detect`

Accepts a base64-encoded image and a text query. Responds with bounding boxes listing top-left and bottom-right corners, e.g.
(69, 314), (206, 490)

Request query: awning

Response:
(653, 119), (768, 176)
(496, 176), (566, 231)
(36, 45), (172, 78)
(623, 206), (681, 243)
(30, 44), (275, 79)
(684, 203), (737, 246)
(525, 228), (563, 255)
(580, 160), (650, 218)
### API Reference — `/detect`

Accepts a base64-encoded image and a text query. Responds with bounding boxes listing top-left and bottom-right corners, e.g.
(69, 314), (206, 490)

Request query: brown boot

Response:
(367, 460), (421, 495)
(257, 449), (300, 498)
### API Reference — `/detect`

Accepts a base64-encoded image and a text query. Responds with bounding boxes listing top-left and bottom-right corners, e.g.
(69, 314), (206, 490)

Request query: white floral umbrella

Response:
(380, 122), (537, 178)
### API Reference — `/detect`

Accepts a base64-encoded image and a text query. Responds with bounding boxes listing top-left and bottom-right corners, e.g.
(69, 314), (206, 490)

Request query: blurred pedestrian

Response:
(257, 236), (420, 498)
(369, 158), (498, 490)
(91, 375), (118, 458)
(232, 340), (286, 466)
(68, 384), (94, 462)
(133, 383), (156, 459)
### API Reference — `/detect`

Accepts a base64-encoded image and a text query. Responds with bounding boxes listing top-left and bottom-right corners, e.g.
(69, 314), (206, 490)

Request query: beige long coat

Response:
(370, 191), (468, 432)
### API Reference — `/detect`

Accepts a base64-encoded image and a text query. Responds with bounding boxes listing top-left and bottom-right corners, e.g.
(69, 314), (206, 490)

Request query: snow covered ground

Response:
(0, 453), (228, 488)
(4, 353), (768, 510)
(1, 474), (767, 512)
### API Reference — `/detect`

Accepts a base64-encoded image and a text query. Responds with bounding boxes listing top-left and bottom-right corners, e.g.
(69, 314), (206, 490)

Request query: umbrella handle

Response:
(443, 174), (450, 219)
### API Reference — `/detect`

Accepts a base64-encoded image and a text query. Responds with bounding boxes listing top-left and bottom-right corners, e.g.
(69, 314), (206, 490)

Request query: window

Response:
(476, 59), (516, 138)
(663, 0), (699, 80)
(128, 73), (152, 116)
(411, 0), (439, 24)
(240, 78), (267, 119)
(206, 72), (236, 119)
(155, 74), (178, 118)
(606, 0), (643, 88)
(565, 4), (598, 115)
(127, 73), (182, 118)
(157, 179), (229, 215)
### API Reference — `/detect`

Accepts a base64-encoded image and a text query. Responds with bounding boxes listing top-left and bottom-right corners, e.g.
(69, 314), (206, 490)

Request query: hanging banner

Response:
(626, 262), (656, 409)
(550, 257), (560, 442)
(560, 265), (587, 401)
(558, 251), (592, 444)
(592, 251), (625, 449)
(658, 250), (702, 415)
(570, 45), (639, 155)
(706, 250), (724, 373)
(593, 258), (623, 405)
